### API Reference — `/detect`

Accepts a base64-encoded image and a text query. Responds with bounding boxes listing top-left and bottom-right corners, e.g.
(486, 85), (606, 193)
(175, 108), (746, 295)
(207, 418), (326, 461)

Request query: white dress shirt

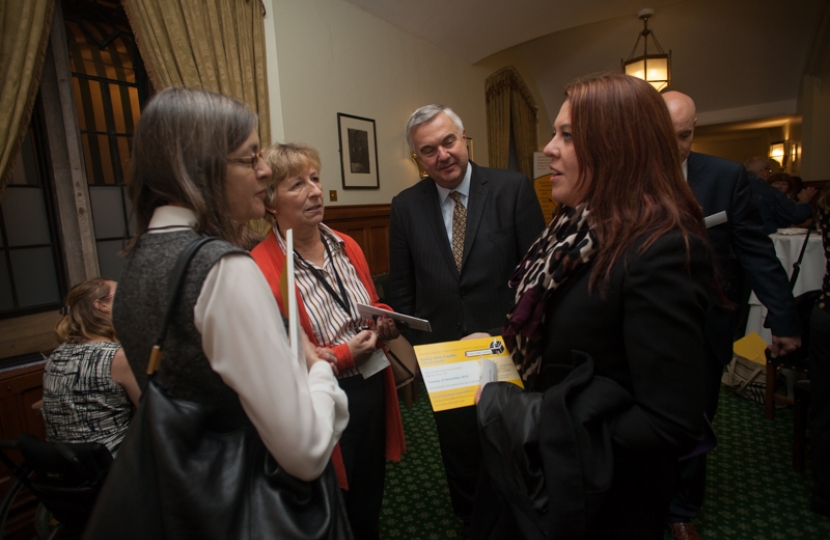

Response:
(147, 206), (349, 481)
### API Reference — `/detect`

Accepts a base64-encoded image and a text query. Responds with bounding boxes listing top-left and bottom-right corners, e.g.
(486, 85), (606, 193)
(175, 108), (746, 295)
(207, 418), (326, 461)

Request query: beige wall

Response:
(263, 0), (491, 206)
(692, 119), (804, 176)
(801, 75), (830, 181)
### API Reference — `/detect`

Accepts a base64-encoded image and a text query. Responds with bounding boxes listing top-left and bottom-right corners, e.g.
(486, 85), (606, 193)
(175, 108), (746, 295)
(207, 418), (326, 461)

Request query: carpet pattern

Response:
(379, 382), (830, 539)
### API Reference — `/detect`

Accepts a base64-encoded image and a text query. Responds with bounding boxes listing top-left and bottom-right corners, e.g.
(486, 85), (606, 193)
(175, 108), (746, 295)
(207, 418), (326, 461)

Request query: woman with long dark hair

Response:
(473, 73), (714, 539)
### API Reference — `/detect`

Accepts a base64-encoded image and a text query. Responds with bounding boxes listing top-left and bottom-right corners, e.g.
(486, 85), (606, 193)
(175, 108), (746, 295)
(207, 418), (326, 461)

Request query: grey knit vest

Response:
(113, 230), (249, 428)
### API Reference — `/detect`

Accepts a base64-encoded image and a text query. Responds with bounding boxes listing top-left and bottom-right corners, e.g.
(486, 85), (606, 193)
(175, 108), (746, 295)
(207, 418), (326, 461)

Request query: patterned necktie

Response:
(449, 191), (466, 272)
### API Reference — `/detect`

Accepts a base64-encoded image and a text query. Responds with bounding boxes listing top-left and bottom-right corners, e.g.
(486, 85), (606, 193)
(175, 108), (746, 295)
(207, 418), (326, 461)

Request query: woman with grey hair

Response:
(104, 88), (349, 536)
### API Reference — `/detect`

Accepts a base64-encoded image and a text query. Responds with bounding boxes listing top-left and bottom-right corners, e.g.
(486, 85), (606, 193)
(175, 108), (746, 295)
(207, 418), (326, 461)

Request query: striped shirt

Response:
(42, 341), (133, 455)
(276, 224), (372, 378)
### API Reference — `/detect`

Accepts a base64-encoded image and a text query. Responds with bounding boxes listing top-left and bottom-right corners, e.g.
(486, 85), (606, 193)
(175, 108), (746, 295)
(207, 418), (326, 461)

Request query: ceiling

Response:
(342, 0), (829, 127)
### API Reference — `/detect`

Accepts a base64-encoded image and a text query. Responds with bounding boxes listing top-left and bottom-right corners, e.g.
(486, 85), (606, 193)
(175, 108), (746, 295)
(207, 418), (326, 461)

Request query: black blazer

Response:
(476, 230), (713, 539)
(388, 162), (545, 345)
(687, 152), (801, 365)
(536, 231), (712, 451)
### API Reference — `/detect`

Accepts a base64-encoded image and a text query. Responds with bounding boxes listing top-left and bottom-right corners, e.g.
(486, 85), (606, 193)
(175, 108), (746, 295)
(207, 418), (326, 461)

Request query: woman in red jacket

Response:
(251, 143), (405, 540)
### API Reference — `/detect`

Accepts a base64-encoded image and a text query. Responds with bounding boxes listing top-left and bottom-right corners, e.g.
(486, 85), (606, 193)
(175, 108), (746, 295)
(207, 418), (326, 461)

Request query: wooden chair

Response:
(763, 289), (817, 419)
(764, 348), (808, 419)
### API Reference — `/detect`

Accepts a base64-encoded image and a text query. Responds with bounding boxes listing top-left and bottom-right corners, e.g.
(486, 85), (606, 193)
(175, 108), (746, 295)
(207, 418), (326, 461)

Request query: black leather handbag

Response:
(83, 238), (351, 540)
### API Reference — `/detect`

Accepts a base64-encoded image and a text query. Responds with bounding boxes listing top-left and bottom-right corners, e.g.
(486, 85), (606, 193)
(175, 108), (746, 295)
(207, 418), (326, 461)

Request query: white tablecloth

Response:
(745, 232), (825, 344)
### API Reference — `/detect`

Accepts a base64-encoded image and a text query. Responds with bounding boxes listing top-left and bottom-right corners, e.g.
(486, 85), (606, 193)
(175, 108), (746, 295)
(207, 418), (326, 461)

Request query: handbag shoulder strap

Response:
(788, 226), (813, 290)
(146, 236), (220, 375)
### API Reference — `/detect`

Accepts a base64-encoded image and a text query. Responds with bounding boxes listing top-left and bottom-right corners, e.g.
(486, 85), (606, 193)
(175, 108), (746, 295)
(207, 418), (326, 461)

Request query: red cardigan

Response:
(251, 229), (406, 489)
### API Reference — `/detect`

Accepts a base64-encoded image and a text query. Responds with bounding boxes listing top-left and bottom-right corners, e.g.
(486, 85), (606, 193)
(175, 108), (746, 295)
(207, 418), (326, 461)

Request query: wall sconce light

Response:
(769, 141), (786, 167)
(622, 8), (671, 91)
(790, 143), (799, 166)
(410, 152), (428, 178)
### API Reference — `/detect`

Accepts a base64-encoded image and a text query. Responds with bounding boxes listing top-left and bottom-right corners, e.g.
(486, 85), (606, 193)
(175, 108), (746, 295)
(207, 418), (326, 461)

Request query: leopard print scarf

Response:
(502, 204), (597, 387)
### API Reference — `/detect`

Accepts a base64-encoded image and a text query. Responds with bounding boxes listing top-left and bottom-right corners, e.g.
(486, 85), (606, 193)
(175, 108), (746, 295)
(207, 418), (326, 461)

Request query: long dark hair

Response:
(127, 87), (258, 248)
(562, 73), (708, 289)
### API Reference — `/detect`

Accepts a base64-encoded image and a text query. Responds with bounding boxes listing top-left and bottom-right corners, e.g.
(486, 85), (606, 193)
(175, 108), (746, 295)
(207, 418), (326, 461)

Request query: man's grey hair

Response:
(405, 105), (464, 151)
(744, 156), (770, 177)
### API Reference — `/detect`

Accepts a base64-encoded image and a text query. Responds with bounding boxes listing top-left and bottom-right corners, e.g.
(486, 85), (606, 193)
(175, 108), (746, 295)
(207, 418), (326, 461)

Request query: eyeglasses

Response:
(227, 150), (263, 170)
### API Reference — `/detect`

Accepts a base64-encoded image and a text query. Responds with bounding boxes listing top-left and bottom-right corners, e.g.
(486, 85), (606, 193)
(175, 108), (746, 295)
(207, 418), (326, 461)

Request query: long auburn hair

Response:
(561, 73), (708, 290)
(55, 278), (118, 343)
(127, 87), (258, 249)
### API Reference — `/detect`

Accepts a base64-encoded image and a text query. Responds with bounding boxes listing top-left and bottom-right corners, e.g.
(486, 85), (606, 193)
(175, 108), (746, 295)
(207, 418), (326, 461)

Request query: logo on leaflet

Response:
(464, 339), (505, 357)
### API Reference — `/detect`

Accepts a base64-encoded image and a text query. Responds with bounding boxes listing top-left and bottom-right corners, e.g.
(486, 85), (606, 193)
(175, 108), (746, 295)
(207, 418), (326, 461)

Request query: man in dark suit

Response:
(389, 104), (545, 529)
(662, 91), (803, 540)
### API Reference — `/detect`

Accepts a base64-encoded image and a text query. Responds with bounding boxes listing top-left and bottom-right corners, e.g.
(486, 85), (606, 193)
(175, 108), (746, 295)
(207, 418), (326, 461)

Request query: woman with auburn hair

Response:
(42, 278), (139, 455)
(252, 143), (405, 540)
(472, 73), (714, 539)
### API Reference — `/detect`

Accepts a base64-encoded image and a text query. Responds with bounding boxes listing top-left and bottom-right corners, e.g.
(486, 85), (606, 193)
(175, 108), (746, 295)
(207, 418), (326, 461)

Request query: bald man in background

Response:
(662, 90), (802, 540)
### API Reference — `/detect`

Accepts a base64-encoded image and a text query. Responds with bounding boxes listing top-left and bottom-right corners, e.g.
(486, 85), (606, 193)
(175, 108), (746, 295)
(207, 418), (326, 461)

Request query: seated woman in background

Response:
(42, 278), (140, 455)
(769, 172), (816, 204)
(472, 73), (714, 540)
(251, 143), (405, 540)
(759, 171), (815, 231)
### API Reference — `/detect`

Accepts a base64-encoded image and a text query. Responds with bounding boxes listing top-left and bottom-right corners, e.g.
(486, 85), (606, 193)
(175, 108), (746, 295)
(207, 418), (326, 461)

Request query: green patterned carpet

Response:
(379, 383), (830, 539)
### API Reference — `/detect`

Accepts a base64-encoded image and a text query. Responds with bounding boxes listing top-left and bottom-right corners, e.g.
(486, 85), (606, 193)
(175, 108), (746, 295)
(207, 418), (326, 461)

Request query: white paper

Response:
(704, 211), (727, 228)
(776, 227), (809, 235)
(533, 152), (552, 180)
(357, 348), (391, 379)
(420, 362), (481, 392)
(479, 358), (497, 388)
(355, 303), (432, 332)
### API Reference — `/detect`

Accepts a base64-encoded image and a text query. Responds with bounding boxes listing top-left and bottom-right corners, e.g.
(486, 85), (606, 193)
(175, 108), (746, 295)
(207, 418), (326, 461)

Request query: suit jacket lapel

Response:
(419, 179), (459, 276)
(686, 152), (713, 216)
(463, 163), (489, 269)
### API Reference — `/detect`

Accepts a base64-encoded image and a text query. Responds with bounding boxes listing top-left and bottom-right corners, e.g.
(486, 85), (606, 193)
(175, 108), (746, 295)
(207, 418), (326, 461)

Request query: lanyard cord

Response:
(294, 234), (360, 329)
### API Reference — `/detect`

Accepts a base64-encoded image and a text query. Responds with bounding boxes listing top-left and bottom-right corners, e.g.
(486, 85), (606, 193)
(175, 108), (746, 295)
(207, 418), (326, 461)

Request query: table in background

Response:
(745, 231), (825, 344)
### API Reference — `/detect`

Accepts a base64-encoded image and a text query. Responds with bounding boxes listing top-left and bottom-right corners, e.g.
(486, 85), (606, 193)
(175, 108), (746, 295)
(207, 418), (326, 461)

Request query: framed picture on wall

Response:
(337, 113), (380, 189)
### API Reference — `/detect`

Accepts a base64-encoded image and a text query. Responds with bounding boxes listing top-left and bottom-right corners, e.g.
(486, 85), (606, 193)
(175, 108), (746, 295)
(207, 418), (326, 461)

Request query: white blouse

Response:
(148, 206), (349, 481)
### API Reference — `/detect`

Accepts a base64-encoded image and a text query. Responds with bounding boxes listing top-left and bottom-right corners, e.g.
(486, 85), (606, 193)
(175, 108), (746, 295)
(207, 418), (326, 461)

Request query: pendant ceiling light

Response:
(622, 8), (671, 91)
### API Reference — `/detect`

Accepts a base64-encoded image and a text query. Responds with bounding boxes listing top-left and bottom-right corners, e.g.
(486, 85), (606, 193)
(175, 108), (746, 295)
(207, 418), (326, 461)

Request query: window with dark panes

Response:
(64, 0), (148, 280)
(0, 110), (65, 319)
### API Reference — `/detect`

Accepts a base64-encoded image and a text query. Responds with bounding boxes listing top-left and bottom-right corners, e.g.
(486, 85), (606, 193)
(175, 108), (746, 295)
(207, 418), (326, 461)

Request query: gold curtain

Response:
(0, 0), (55, 200)
(122, 0), (271, 147)
(485, 67), (537, 177)
(123, 0), (271, 236)
(486, 78), (511, 170)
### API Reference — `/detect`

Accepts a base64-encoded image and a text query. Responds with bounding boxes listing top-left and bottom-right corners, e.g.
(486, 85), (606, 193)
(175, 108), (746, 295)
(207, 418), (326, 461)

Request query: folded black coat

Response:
(475, 352), (634, 540)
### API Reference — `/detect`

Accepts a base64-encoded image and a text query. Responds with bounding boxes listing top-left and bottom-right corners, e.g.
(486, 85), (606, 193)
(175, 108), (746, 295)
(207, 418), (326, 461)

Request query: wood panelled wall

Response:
(325, 204), (391, 276)
(0, 362), (47, 539)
